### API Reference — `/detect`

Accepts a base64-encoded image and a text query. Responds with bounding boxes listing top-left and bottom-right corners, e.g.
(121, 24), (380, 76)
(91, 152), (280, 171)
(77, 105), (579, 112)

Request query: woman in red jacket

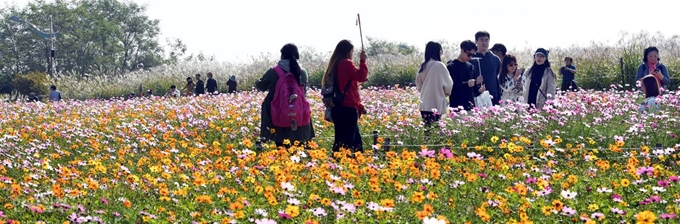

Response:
(321, 40), (368, 153)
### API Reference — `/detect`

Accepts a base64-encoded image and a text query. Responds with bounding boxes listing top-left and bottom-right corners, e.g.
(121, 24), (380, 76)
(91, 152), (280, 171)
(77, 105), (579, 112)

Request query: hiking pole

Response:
(356, 13), (364, 51)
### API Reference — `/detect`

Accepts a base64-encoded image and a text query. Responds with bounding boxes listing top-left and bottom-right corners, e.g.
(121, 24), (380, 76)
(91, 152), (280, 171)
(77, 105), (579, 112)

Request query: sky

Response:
(2, 0), (679, 63)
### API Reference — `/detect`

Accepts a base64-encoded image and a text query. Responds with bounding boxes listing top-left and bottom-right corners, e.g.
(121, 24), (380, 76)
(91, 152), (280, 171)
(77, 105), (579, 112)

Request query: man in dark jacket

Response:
(471, 31), (502, 105)
(195, 73), (205, 95)
(206, 72), (218, 94)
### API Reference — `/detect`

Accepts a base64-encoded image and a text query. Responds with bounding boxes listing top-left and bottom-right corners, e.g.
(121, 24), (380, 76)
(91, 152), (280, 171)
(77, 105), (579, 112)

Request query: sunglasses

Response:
(466, 51), (475, 57)
(509, 63), (518, 67)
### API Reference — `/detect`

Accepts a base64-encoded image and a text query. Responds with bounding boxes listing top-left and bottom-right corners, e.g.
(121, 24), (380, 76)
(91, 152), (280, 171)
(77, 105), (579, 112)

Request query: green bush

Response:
(11, 71), (50, 96)
(0, 73), (15, 94)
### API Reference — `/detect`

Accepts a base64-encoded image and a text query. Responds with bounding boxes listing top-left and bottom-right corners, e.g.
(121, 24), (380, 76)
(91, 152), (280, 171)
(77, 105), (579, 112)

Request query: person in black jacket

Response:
(227, 75), (238, 93)
(447, 40), (482, 112)
(206, 72), (218, 94)
(194, 73), (205, 95)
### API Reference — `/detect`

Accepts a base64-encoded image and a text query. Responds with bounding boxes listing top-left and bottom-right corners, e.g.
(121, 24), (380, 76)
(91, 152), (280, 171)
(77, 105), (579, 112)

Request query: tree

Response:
(0, 0), (170, 87)
(365, 37), (418, 56)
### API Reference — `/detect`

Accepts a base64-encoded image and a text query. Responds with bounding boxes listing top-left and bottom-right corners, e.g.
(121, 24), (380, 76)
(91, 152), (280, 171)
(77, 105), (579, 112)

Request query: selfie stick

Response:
(356, 14), (364, 51)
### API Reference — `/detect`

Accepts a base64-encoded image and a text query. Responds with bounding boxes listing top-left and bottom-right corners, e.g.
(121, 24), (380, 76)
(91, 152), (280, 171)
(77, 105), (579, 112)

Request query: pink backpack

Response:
(270, 65), (311, 130)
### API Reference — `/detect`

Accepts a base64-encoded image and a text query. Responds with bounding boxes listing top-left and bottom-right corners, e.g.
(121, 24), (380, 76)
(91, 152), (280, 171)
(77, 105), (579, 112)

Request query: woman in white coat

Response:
(416, 41), (454, 130)
(523, 48), (557, 109)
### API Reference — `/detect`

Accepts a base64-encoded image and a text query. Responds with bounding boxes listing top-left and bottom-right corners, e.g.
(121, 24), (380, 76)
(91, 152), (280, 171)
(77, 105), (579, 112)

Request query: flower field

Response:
(1, 87), (680, 223)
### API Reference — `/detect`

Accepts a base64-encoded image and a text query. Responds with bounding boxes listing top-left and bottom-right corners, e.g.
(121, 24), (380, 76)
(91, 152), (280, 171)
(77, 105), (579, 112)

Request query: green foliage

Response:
(52, 31), (680, 99)
(11, 71), (50, 95)
(0, 73), (15, 93)
(0, 0), (185, 85)
(365, 37), (419, 56)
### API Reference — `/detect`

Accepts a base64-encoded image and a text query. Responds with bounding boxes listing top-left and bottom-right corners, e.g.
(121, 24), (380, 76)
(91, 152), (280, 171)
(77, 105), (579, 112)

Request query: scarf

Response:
(647, 62), (657, 74)
(277, 59), (303, 72)
(530, 63), (547, 81)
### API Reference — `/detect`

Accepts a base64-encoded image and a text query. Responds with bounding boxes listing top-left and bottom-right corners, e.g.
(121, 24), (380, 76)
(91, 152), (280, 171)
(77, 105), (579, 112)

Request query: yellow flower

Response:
(588, 203), (599, 211)
(621, 179), (630, 187)
(491, 136), (499, 143)
(541, 206), (553, 215)
(285, 205), (300, 218)
(411, 191), (425, 203)
(636, 210), (656, 224)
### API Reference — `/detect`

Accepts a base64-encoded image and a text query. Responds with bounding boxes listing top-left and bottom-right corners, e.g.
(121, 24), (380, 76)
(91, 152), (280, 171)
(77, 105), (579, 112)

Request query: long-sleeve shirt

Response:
(206, 78), (218, 93)
(336, 59), (368, 111)
(636, 63), (671, 88)
(416, 60), (453, 113)
(447, 59), (479, 111)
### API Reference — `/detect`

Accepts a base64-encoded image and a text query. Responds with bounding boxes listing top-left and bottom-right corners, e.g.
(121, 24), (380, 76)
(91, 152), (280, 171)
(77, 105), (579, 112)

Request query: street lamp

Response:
(9, 15), (59, 78)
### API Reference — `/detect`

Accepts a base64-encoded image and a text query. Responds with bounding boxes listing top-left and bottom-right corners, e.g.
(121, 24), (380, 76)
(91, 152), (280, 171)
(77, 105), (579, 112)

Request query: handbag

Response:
(474, 91), (493, 109)
(472, 59), (492, 109)
(321, 74), (352, 122)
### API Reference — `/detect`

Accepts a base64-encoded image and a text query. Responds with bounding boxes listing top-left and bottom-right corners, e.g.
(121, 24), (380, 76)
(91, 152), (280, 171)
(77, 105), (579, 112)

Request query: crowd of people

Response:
(255, 31), (670, 152)
(162, 72), (238, 98)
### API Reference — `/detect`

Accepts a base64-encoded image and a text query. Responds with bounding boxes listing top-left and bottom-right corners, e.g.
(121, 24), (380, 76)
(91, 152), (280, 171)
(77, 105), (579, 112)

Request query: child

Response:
(639, 74), (661, 113)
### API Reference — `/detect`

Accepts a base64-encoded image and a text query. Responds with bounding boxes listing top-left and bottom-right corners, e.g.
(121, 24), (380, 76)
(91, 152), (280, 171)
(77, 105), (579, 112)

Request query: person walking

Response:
(416, 41), (453, 131)
(523, 48), (557, 109)
(321, 40), (368, 153)
(471, 31), (502, 105)
(448, 40), (482, 112)
(195, 73), (205, 95)
(255, 43), (315, 148)
(206, 72), (218, 94)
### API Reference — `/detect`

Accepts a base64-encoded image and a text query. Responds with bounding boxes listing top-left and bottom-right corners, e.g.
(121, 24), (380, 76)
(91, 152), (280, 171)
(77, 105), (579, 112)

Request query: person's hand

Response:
(513, 69), (522, 80)
(479, 84), (486, 93)
(476, 75), (483, 84)
(359, 50), (367, 61)
(467, 79), (476, 87)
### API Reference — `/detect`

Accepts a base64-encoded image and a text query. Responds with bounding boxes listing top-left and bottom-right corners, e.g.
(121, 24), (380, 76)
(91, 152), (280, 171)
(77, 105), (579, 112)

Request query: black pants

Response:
(561, 79), (578, 92)
(420, 111), (441, 126)
(420, 111), (441, 136)
(331, 105), (363, 152)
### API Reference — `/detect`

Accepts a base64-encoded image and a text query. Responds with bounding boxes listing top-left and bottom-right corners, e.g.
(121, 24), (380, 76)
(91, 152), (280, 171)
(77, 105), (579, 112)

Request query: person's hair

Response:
(475, 31), (490, 41)
(170, 85), (176, 89)
(643, 46), (660, 63)
(280, 43), (302, 85)
(419, 41), (443, 73)
(207, 72), (213, 77)
(50, 85), (56, 90)
(564, 56), (573, 63)
(196, 73), (201, 77)
(500, 54), (518, 80)
(322, 40), (355, 87)
(642, 76), (660, 98)
(491, 43), (507, 55)
(460, 40), (478, 52)
(186, 77), (192, 82)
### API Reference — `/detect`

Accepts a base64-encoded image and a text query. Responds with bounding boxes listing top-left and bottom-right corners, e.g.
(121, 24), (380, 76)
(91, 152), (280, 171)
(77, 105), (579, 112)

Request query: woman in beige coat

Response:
(416, 41), (453, 128)
(523, 48), (557, 109)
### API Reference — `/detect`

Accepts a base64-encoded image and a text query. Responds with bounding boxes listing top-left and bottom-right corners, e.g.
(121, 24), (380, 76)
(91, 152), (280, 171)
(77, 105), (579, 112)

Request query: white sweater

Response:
(416, 60), (454, 113)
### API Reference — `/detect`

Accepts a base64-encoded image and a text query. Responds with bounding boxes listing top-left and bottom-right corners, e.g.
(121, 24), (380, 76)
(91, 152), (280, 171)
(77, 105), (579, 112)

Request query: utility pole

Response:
(49, 15), (55, 77)
(9, 15), (59, 78)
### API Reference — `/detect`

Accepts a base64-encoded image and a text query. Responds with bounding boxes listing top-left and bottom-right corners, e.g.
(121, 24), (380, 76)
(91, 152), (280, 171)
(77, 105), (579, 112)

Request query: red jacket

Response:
(336, 59), (368, 111)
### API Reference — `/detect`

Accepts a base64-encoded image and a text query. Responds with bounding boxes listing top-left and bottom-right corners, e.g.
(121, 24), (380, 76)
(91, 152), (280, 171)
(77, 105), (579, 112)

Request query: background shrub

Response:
(11, 71), (50, 96)
(38, 31), (679, 99)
